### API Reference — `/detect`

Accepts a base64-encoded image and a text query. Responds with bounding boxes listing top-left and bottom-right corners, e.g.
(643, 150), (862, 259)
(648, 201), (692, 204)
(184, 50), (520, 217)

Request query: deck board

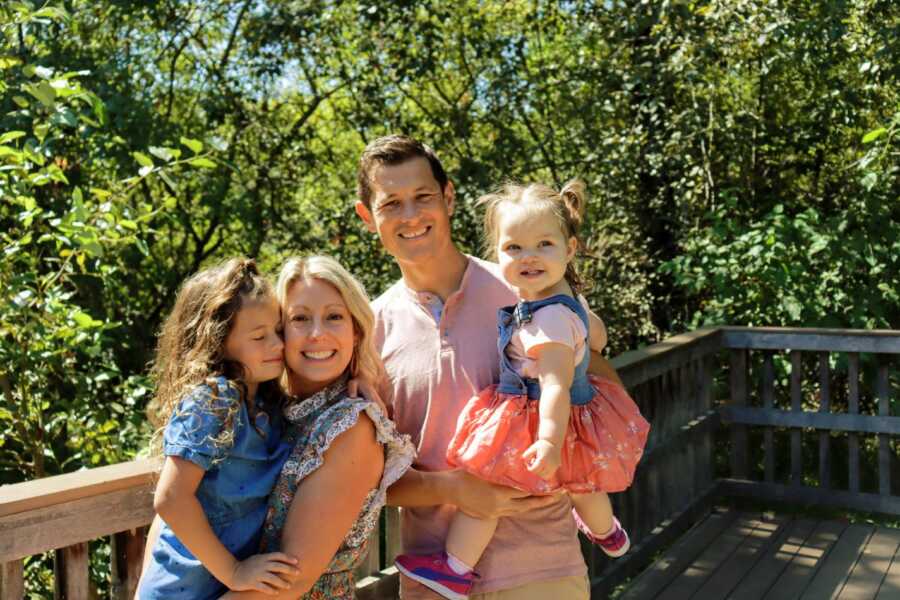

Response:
(623, 512), (900, 600)
(763, 519), (847, 600)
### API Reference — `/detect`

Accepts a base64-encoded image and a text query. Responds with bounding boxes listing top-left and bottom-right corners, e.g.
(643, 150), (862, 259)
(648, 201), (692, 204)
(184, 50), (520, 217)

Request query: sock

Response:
(446, 551), (474, 575)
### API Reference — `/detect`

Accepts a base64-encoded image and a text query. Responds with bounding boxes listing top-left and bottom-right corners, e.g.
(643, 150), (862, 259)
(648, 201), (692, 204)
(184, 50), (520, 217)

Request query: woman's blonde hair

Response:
(276, 256), (382, 394)
(146, 257), (281, 456)
(477, 179), (590, 294)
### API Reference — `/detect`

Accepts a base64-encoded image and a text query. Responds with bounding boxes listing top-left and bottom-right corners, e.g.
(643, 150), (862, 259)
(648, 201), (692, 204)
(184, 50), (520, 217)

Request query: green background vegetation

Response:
(1, 0), (898, 593)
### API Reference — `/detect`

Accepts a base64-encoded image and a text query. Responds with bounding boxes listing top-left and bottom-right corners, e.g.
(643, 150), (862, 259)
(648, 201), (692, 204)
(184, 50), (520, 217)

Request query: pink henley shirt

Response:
(372, 256), (587, 596)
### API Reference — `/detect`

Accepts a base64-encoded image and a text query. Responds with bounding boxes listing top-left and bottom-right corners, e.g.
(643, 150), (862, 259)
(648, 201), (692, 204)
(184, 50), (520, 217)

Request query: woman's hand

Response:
(227, 552), (299, 595)
(522, 439), (561, 480)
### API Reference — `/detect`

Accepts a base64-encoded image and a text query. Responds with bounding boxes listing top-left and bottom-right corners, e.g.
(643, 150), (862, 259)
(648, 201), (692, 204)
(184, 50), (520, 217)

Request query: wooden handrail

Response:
(0, 458), (159, 518)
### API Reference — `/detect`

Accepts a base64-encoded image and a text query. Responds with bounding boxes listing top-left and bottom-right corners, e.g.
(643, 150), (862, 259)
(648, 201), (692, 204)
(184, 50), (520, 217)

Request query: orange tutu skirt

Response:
(446, 375), (650, 495)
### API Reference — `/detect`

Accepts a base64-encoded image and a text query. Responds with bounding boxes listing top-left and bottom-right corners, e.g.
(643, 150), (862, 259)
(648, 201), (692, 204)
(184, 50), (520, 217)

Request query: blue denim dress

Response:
(138, 377), (291, 600)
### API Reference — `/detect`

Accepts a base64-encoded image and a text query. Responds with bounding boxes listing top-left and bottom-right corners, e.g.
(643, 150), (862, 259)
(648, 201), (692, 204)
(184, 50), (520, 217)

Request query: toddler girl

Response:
(395, 181), (650, 600)
(139, 258), (297, 599)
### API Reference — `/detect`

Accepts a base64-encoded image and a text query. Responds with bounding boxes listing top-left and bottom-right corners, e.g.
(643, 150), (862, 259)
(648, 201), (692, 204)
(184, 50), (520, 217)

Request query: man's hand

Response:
(522, 439), (561, 480)
(347, 376), (388, 414)
(227, 552), (299, 595)
(447, 469), (562, 519)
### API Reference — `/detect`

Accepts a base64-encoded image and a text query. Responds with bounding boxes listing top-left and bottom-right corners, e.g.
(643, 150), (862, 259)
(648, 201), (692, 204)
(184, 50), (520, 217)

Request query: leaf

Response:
(149, 146), (179, 162)
(119, 219), (138, 230)
(0, 131), (26, 144)
(862, 128), (887, 144)
(73, 311), (98, 328)
(12, 95), (29, 108)
(33, 65), (55, 79)
(180, 137), (203, 153)
(26, 81), (56, 107)
(133, 152), (153, 168)
(138, 165), (154, 177)
(188, 157), (216, 169)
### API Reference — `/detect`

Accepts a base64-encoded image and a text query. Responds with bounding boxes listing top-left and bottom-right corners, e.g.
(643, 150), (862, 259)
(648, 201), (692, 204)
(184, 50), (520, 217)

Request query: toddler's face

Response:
(282, 278), (356, 398)
(224, 297), (284, 385)
(495, 204), (576, 301)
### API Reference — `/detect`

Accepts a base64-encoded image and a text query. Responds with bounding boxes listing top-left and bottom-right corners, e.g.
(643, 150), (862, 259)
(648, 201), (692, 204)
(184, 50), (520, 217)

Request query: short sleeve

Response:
(517, 304), (588, 358)
(162, 377), (239, 470)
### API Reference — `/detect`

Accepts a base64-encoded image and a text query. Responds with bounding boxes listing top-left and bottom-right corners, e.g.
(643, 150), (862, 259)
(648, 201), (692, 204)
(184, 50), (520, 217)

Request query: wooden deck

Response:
(621, 508), (900, 600)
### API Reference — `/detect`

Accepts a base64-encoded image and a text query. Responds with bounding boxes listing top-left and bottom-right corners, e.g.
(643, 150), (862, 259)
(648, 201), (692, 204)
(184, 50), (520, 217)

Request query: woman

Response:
(221, 255), (414, 599)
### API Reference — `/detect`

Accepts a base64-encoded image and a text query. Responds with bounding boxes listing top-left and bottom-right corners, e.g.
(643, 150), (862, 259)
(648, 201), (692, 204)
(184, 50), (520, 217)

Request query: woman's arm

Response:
(221, 414), (385, 599)
(522, 343), (575, 479)
(155, 457), (297, 594)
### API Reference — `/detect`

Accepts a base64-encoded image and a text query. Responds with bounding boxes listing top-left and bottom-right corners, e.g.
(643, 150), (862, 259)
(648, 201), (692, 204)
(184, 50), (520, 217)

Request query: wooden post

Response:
(111, 527), (147, 600)
(729, 349), (749, 479)
(54, 542), (89, 600)
(762, 352), (775, 483)
(877, 358), (891, 496)
(790, 350), (803, 486)
(848, 353), (860, 494)
(2, 560), (24, 600)
(819, 351), (831, 490)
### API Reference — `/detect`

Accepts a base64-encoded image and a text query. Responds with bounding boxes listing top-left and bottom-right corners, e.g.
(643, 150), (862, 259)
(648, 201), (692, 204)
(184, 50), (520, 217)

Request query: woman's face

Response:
(282, 277), (356, 398)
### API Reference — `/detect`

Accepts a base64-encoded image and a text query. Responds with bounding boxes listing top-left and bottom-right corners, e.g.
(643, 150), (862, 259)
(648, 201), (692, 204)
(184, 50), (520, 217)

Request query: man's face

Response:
(355, 157), (455, 267)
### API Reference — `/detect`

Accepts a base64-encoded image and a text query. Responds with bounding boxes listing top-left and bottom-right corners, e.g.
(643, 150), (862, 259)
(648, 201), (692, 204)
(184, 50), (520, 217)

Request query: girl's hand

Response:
(522, 439), (562, 480)
(228, 552), (300, 594)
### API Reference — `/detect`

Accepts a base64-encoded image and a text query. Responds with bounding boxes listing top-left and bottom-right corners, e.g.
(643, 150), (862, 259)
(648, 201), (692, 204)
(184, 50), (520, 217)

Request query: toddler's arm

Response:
(523, 342), (575, 479)
(154, 457), (298, 594)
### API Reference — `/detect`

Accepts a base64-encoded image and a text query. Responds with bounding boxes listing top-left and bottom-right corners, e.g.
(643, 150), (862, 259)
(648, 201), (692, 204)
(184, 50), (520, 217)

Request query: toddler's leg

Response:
(570, 491), (613, 537)
(446, 513), (499, 570)
(395, 512), (495, 599)
(571, 492), (630, 557)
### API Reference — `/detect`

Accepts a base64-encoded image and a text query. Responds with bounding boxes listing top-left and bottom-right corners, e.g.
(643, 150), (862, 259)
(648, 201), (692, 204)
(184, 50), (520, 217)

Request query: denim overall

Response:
(495, 294), (594, 406)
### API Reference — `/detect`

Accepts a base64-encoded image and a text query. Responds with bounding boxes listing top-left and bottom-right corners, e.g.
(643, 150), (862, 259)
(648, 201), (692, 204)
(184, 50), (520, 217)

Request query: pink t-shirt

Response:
(507, 302), (588, 379)
(373, 256), (587, 596)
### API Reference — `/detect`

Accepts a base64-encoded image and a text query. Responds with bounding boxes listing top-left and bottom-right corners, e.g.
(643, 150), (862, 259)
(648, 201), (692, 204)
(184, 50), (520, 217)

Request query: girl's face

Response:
(283, 277), (356, 398)
(224, 297), (285, 386)
(495, 203), (577, 301)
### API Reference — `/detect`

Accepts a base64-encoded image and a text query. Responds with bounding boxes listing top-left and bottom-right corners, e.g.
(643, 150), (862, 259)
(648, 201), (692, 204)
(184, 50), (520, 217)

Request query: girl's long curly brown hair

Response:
(146, 257), (282, 456)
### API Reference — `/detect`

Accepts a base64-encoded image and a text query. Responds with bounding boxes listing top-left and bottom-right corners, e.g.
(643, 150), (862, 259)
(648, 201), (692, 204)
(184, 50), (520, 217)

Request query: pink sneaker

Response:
(394, 552), (476, 600)
(573, 511), (631, 557)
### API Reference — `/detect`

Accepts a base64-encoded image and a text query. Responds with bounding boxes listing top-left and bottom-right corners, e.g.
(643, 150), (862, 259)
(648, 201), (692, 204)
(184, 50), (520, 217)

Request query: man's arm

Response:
(588, 350), (623, 386)
(386, 467), (561, 519)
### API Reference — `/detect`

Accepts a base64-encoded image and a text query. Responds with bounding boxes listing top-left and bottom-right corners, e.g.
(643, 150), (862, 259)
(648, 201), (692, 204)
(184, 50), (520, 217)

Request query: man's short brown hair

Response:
(356, 135), (449, 208)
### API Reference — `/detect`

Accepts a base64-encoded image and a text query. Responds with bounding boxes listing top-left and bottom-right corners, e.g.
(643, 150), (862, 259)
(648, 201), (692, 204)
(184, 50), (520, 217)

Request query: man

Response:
(355, 135), (622, 599)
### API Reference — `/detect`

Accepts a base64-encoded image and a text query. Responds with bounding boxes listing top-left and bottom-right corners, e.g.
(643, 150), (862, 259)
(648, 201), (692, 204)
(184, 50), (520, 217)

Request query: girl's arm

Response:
(523, 342), (575, 479)
(220, 414), (385, 599)
(154, 457), (297, 593)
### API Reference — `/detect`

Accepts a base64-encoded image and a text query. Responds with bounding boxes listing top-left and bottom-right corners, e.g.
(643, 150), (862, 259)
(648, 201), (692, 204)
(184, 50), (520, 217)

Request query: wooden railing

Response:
(1, 327), (896, 599)
(718, 328), (900, 515)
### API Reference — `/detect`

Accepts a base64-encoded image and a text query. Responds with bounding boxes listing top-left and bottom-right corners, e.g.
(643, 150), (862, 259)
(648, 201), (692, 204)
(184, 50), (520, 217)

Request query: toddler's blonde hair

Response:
(477, 180), (589, 294)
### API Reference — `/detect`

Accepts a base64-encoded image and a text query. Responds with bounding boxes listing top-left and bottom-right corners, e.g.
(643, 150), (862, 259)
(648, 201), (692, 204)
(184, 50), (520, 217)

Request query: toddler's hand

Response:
(522, 439), (561, 480)
(228, 552), (299, 594)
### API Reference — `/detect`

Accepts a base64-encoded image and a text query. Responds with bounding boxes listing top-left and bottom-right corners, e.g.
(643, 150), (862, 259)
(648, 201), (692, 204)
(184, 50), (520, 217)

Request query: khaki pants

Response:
(401, 574), (590, 600)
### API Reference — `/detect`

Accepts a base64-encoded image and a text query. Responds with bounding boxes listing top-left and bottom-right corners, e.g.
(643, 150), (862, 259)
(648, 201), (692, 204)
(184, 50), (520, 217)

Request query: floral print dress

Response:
(260, 378), (415, 599)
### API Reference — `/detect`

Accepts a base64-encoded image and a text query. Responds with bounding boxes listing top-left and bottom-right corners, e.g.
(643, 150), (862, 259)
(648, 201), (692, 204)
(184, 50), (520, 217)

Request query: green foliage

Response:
(1, 0), (898, 595)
